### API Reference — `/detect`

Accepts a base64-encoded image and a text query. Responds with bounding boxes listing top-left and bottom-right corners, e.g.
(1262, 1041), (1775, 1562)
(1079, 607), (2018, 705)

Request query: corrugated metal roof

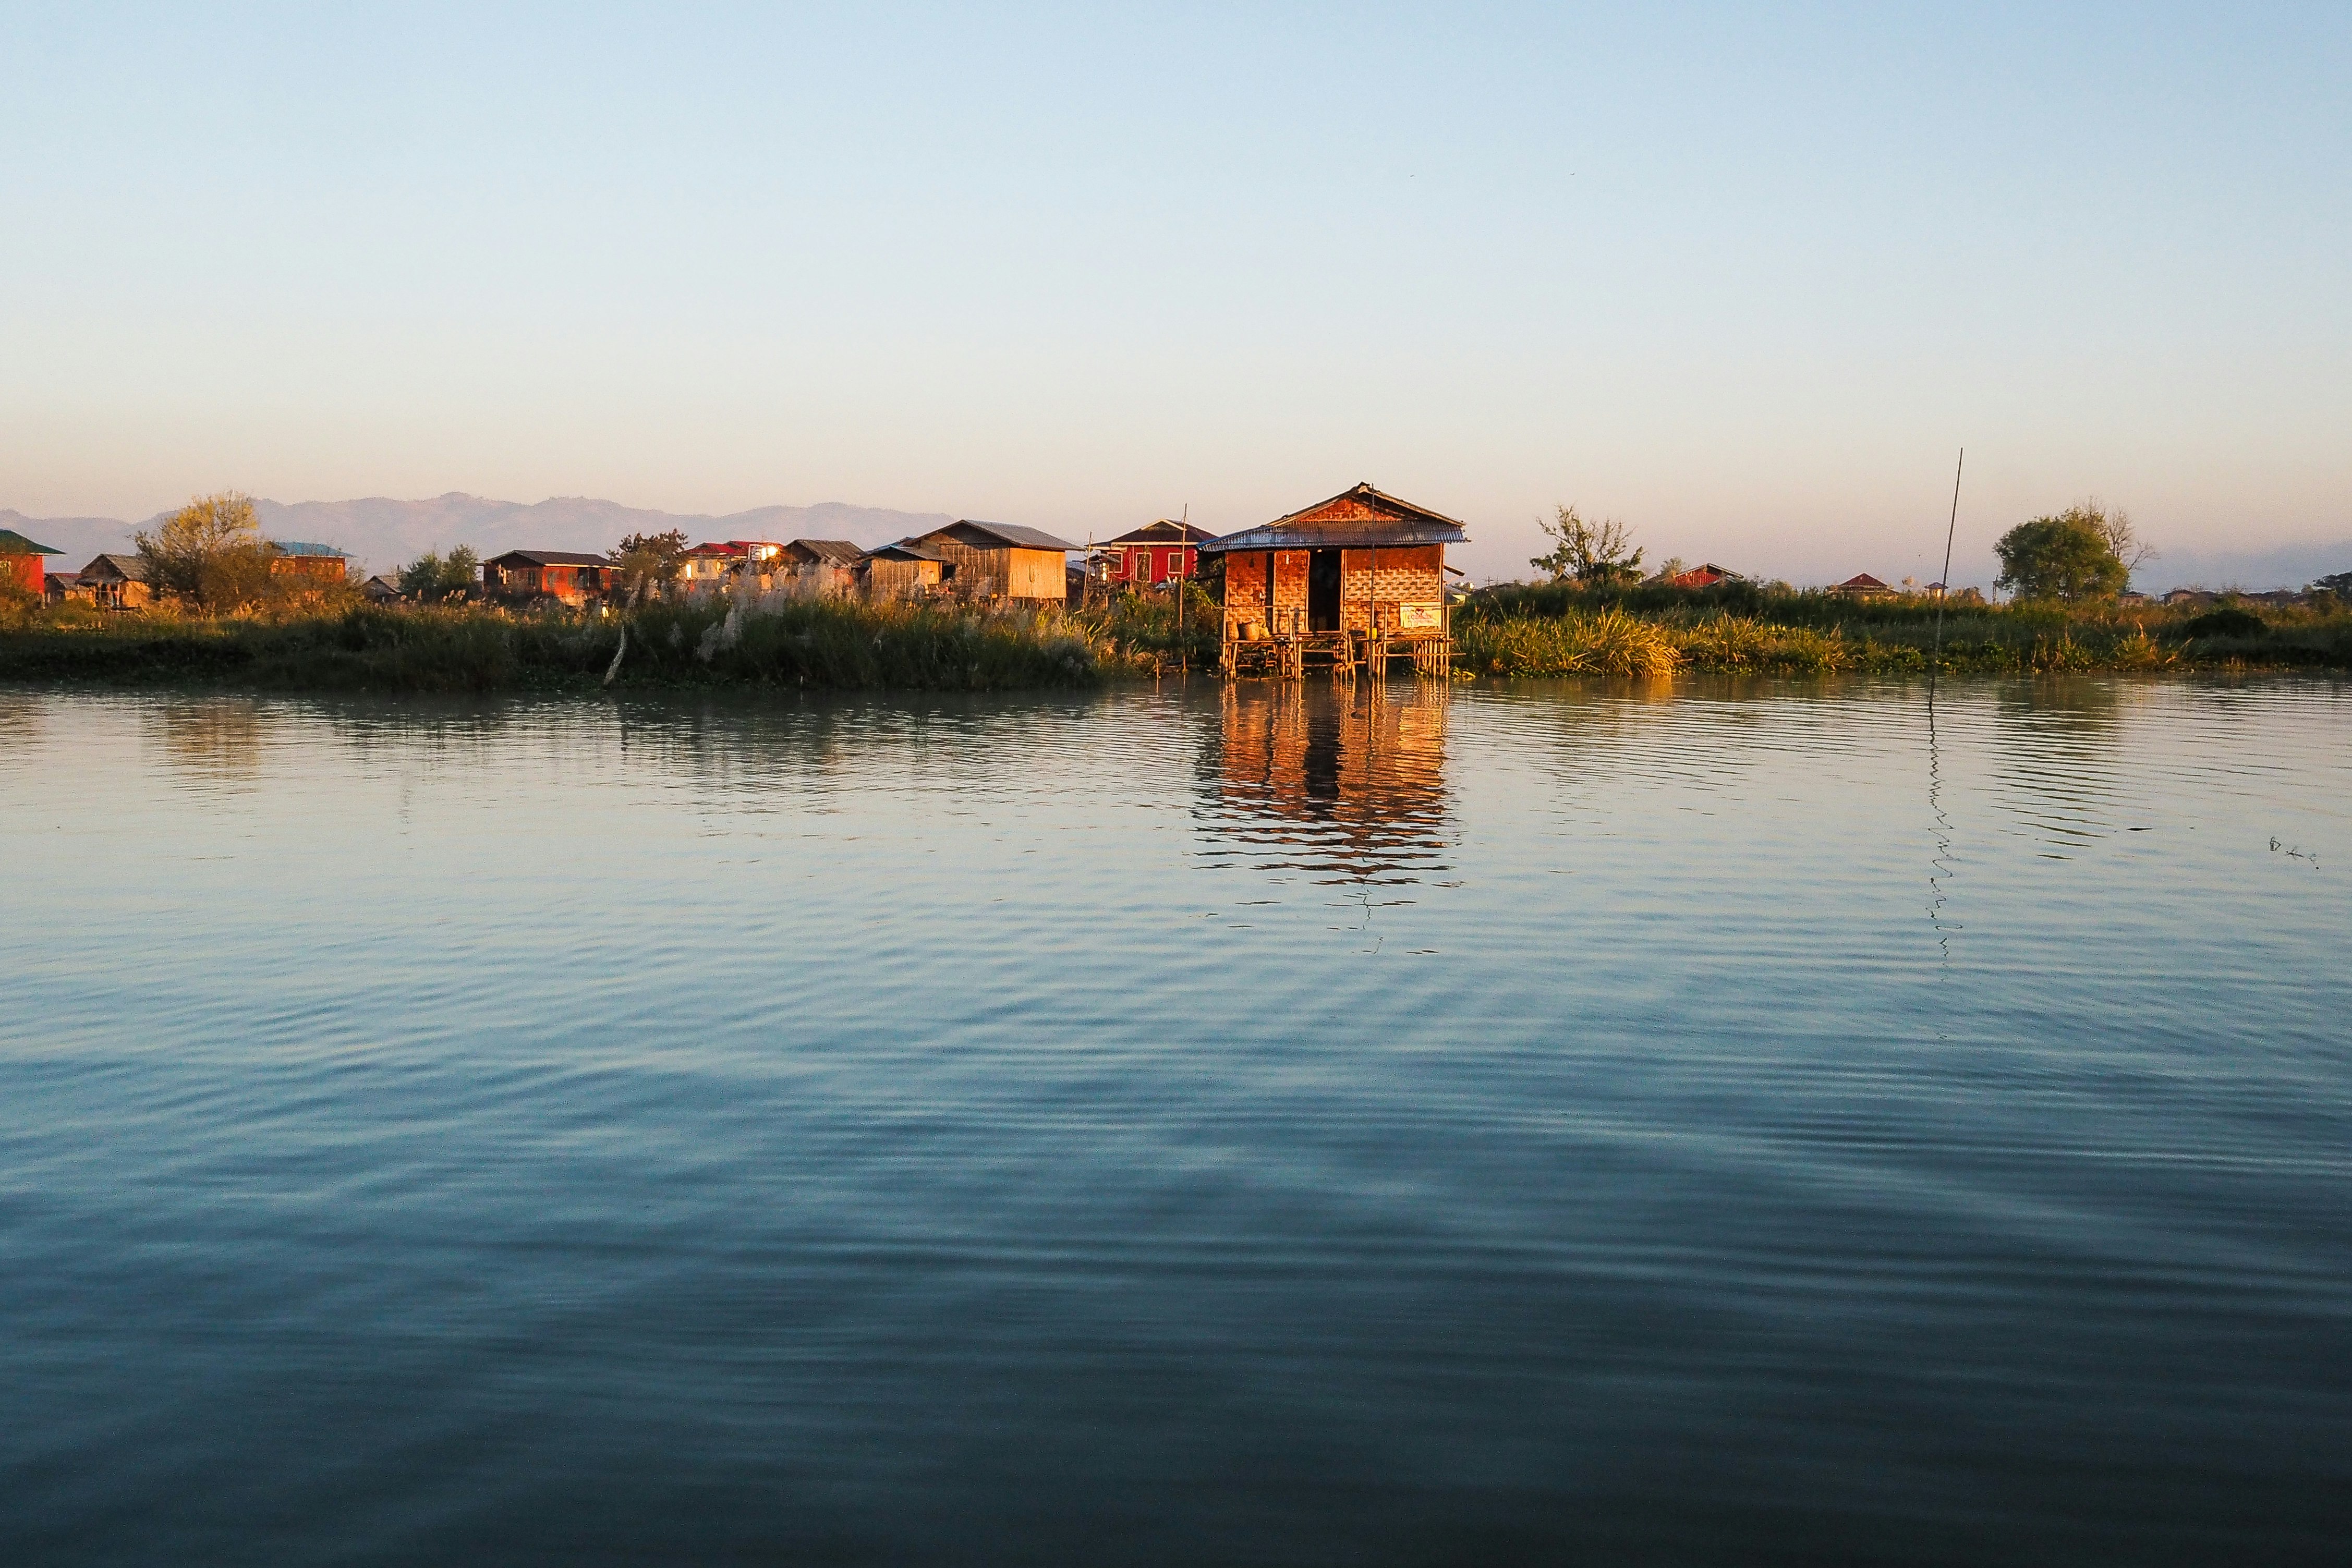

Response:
(930, 520), (1079, 552)
(861, 539), (948, 563)
(271, 540), (349, 557)
(1104, 520), (1221, 545)
(487, 550), (612, 568)
(1198, 483), (1469, 555)
(785, 539), (863, 565)
(0, 528), (64, 555)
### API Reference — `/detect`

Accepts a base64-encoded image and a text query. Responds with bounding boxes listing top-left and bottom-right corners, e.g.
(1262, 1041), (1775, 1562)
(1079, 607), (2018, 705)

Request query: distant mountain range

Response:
(0, 494), (959, 577)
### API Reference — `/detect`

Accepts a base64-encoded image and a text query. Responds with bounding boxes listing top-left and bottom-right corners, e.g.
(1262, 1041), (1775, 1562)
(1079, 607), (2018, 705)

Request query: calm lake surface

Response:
(3, 676), (2348, 1565)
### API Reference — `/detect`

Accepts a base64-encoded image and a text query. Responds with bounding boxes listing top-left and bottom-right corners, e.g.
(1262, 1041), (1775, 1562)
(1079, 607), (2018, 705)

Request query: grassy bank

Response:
(1454, 584), (2352, 676)
(0, 597), (1126, 692)
(9, 581), (2346, 692)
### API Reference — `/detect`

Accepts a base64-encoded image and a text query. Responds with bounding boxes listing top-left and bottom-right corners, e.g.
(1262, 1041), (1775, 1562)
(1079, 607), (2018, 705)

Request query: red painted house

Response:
(1, 528), (62, 598)
(1098, 520), (1219, 588)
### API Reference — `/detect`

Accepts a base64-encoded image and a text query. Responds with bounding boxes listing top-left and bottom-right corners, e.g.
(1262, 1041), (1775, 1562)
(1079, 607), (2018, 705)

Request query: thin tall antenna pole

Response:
(1931, 448), (1963, 679)
(1177, 505), (1188, 677)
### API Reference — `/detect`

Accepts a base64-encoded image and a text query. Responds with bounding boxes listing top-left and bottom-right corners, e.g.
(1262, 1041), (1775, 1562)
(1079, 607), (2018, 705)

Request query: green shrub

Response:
(2179, 607), (2267, 640)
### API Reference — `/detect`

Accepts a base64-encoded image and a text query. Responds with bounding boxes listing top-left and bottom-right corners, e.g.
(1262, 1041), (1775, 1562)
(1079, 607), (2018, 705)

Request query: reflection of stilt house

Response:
(1208, 682), (1453, 883)
(1202, 484), (1467, 680)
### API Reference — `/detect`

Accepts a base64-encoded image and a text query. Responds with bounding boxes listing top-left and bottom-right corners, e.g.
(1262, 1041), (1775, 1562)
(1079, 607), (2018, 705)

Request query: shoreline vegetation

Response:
(3, 579), (2346, 692)
(10, 488), (2342, 691)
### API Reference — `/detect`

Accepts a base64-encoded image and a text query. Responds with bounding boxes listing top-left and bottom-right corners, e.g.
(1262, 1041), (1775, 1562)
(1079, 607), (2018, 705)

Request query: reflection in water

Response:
(1199, 681), (1452, 885)
(1925, 690), (1960, 967)
(0, 692), (44, 752)
(145, 697), (268, 785)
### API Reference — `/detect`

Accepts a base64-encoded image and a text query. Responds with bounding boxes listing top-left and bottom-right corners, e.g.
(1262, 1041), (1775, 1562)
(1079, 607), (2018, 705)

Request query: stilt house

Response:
(1202, 484), (1469, 677)
(1098, 520), (1219, 588)
(907, 521), (1076, 604)
(482, 550), (615, 605)
(78, 553), (154, 609)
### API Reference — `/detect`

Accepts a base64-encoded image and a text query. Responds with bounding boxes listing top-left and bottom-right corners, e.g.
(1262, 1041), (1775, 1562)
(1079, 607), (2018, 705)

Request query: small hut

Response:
(906, 520), (1075, 604)
(78, 553), (154, 610)
(1654, 563), (1740, 590)
(269, 541), (350, 582)
(1097, 520), (1219, 589)
(1828, 573), (1895, 601)
(1201, 483), (1468, 679)
(482, 550), (615, 605)
(361, 574), (405, 603)
(46, 572), (91, 605)
(858, 540), (949, 601)
(1, 528), (63, 599)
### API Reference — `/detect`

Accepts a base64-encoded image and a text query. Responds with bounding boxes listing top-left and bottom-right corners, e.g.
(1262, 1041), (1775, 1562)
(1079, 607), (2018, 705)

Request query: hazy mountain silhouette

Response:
(3, 495), (959, 575)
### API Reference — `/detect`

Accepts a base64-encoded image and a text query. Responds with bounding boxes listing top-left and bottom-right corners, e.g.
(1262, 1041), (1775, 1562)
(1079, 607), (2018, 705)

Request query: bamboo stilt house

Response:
(1200, 484), (1469, 678)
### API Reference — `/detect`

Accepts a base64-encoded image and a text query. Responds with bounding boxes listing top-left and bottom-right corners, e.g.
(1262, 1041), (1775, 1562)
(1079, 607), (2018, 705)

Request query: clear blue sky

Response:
(4, 3), (2346, 584)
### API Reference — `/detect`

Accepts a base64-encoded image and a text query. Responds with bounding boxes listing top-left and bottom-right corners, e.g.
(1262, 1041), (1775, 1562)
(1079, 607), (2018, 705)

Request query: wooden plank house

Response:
(268, 541), (351, 582)
(78, 553), (154, 609)
(907, 520), (1076, 604)
(1202, 483), (1468, 680)
(482, 550), (615, 605)
(857, 540), (948, 601)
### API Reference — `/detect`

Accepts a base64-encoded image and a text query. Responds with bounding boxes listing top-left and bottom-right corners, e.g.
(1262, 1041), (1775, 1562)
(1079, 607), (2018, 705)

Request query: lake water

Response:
(3, 676), (2348, 1565)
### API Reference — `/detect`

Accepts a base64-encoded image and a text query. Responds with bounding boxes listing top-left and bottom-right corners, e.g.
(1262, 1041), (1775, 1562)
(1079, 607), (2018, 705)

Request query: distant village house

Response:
(482, 550), (615, 605)
(857, 540), (949, 601)
(906, 520), (1077, 604)
(270, 541), (350, 581)
(1097, 521), (1216, 589)
(1, 528), (63, 598)
(1828, 573), (1896, 600)
(78, 553), (154, 609)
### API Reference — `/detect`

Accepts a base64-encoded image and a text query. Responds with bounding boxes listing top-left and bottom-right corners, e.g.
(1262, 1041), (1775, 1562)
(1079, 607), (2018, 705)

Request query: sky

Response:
(3, 3), (2347, 587)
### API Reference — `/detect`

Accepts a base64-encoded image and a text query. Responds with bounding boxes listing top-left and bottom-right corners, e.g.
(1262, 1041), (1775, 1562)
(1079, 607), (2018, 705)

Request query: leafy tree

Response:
(396, 545), (480, 602)
(1993, 509), (2129, 605)
(136, 491), (276, 610)
(610, 529), (690, 605)
(1531, 504), (1644, 586)
(2312, 569), (2352, 598)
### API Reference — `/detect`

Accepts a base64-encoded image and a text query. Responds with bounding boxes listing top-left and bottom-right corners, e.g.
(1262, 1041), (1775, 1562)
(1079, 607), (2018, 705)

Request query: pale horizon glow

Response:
(3, 3), (2347, 588)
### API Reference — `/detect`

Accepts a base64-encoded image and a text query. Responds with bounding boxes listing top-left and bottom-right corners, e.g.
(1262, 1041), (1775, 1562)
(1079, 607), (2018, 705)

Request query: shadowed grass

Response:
(0, 598), (1118, 692)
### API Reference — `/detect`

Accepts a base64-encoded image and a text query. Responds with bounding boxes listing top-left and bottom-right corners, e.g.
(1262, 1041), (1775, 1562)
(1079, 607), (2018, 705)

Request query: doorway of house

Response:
(1308, 549), (1342, 631)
